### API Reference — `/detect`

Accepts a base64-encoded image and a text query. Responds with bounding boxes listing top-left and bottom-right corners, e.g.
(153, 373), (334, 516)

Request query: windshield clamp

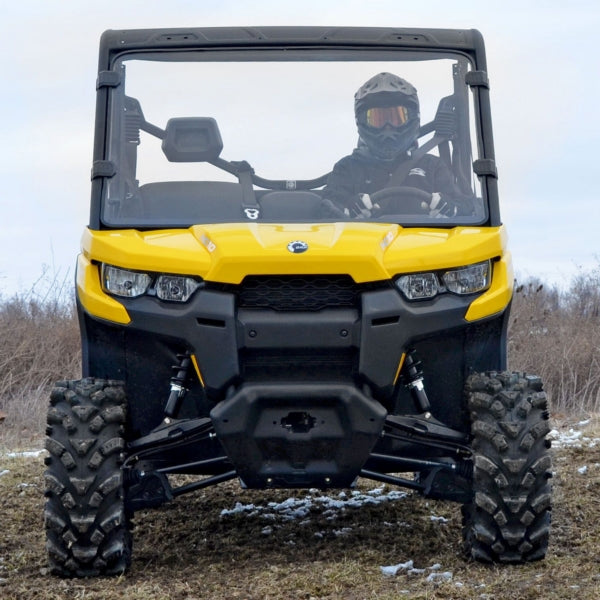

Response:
(465, 70), (489, 89)
(473, 158), (497, 178)
(96, 70), (122, 90)
(91, 160), (116, 180)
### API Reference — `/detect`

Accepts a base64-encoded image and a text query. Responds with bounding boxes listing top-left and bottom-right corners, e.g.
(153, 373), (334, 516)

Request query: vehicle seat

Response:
(259, 191), (323, 220)
(138, 181), (244, 222)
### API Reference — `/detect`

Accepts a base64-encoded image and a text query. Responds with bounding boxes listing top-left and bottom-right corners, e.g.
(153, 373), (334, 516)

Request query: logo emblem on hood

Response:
(287, 240), (309, 254)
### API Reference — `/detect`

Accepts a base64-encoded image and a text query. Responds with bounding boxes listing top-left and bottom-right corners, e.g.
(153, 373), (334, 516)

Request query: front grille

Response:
(237, 275), (360, 311)
(241, 348), (357, 381)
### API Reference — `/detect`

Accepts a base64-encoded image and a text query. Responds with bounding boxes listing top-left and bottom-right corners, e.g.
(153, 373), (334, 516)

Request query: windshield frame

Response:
(90, 27), (498, 230)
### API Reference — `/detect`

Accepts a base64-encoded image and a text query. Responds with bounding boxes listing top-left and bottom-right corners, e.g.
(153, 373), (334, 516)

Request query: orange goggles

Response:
(365, 105), (409, 128)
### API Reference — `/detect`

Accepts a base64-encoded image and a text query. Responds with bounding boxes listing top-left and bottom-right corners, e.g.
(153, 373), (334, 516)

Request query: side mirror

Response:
(161, 117), (223, 162)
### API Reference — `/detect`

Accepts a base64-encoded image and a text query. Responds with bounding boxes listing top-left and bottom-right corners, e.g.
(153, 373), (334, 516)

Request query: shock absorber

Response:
(164, 352), (192, 419)
(402, 351), (431, 414)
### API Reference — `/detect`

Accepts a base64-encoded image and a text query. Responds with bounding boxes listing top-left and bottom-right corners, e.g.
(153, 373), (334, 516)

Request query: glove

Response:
(420, 193), (458, 218)
(349, 194), (381, 218)
(320, 198), (348, 219)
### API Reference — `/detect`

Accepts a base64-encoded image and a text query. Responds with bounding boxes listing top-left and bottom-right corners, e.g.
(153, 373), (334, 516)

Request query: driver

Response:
(322, 72), (474, 218)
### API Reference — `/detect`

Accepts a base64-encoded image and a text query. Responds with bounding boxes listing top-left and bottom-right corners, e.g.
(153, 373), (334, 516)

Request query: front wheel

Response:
(44, 378), (132, 577)
(462, 371), (552, 563)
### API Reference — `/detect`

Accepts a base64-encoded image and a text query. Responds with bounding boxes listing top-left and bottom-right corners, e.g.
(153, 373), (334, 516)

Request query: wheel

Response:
(370, 185), (431, 215)
(44, 378), (132, 577)
(462, 371), (552, 563)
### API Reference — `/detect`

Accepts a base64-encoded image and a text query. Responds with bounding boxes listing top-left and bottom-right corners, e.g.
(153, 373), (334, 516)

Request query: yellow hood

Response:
(81, 222), (508, 285)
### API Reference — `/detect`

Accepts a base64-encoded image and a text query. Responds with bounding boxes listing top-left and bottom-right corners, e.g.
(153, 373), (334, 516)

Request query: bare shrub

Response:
(509, 265), (600, 415)
(0, 271), (80, 448)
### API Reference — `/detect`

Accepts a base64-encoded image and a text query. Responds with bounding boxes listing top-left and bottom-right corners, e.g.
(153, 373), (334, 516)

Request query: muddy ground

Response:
(1, 418), (599, 600)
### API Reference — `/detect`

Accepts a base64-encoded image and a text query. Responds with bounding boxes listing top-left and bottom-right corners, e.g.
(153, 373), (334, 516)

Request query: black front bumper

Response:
(210, 382), (387, 488)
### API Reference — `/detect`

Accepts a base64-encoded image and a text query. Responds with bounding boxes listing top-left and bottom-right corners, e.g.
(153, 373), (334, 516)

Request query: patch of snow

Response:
(381, 560), (452, 584)
(380, 560), (414, 577)
(221, 486), (408, 523)
(548, 428), (600, 449)
(549, 428), (581, 444)
(427, 571), (452, 583)
(4, 449), (46, 459)
(430, 515), (448, 523)
(220, 501), (255, 517)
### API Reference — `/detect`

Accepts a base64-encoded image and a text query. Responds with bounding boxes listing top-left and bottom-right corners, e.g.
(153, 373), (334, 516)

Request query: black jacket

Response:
(323, 147), (473, 216)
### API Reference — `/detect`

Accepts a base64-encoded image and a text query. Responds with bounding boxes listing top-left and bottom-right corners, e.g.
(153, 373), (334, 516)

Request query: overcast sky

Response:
(1, 0), (599, 297)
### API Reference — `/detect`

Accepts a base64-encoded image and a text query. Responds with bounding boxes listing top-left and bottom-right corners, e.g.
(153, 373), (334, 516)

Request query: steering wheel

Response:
(370, 186), (432, 215)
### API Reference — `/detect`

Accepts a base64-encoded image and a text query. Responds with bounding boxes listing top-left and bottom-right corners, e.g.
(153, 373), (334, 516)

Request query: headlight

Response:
(396, 272), (441, 300)
(395, 260), (491, 301)
(102, 265), (152, 298)
(443, 261), (491, 295)
(156, 275), (201, 302)
(101, 264), (202, 302)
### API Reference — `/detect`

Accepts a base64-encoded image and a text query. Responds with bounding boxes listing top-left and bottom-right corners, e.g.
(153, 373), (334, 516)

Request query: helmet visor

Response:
(365, 105), (409, 129)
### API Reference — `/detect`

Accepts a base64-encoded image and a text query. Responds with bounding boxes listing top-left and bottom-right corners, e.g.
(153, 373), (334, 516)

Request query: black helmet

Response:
(354, 72), (420, 160)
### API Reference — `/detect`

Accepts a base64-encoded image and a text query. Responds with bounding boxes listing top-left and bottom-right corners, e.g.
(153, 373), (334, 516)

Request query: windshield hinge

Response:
(97, 70), (122, 89)
(91, 160), (116, 180)
(465, 70), (489, 89)
(473, 158), (497, 178)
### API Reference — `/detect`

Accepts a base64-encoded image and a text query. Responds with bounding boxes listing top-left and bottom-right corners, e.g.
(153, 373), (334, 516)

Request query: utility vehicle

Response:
(44, 26), (552, 576)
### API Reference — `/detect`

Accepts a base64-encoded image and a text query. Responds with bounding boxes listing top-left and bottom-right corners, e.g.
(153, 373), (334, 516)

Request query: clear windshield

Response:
(103, 50), (485, 227)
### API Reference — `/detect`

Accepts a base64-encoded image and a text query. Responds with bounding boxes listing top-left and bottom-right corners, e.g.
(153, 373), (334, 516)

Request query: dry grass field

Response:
(1, 417), (600, 599)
